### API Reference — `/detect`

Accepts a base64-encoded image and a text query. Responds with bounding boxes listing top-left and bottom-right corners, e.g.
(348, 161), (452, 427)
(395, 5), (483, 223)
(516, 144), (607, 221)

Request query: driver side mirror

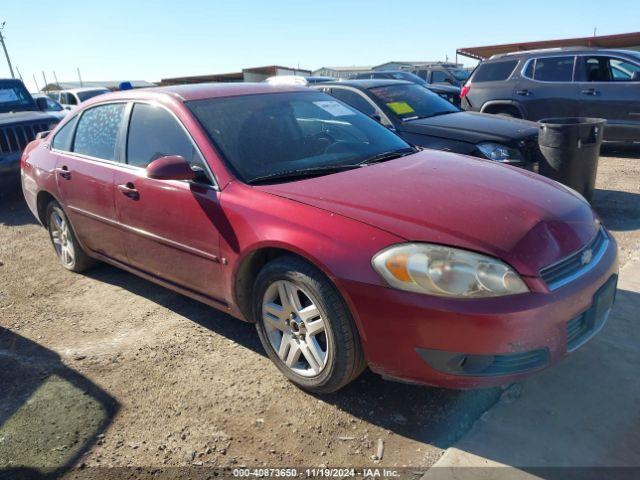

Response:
(35, 97), (49, 111)
(146, 155), (196, 181)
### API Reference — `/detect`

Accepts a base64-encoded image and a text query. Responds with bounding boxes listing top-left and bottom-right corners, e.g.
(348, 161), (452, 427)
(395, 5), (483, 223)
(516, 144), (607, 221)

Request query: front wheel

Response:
(254, 256), (365, 394)
(46, 201), (94, 272)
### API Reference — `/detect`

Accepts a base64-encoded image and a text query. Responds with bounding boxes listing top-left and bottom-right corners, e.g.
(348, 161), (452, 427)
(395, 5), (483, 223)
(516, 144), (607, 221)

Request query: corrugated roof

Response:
(457, 31), (640, 60)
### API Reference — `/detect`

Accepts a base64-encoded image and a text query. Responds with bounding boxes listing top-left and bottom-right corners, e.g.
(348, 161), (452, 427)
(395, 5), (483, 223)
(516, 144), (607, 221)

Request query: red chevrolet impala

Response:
(21, 83), (618, 393)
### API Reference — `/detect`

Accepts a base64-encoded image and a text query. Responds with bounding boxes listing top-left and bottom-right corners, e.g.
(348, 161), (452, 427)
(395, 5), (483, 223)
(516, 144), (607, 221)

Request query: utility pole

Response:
(33, 73), (39, 91)
(0, 21), (16, 78)
(53, 70), (60, 89)
(42, 71), (48, 92)
(16, 65), (23, 81)
(77, 67), (83, 87)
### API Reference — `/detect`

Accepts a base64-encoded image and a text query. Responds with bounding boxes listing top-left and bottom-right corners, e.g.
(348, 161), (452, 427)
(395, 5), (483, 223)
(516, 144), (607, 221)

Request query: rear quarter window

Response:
(471, 60), (519, 82)
(51, 116), (78, 151)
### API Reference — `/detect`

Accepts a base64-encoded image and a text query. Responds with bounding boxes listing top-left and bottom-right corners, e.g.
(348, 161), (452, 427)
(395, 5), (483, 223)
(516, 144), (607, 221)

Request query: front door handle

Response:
(117, 182), (139, 199)
(516, 89), (532, 96)
(581, 88), (600, 96)
(56, 166), (71, 180)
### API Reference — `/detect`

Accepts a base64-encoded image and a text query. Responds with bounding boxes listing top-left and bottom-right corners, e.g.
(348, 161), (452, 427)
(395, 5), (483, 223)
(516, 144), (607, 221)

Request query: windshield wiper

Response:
(247, 164), (362, 185)
(357, 147), (416, 165)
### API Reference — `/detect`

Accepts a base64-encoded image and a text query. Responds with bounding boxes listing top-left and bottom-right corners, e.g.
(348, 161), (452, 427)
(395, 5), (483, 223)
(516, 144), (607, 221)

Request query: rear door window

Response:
(73, 103), (125, 161)
(528, 56), (575, 82)
(431, 71), (449, 83)
(471, 60), (518, 82)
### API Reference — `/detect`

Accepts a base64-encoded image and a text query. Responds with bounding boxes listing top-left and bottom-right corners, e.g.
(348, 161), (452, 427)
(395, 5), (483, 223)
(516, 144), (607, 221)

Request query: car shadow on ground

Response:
(592, 188), (640, 232)
(0, 190), (37, 227)
(0, 327), (119, 480)
(437, 286), (640, 478)
(86, 263), (502, 449)
(601, 142), (640, 159)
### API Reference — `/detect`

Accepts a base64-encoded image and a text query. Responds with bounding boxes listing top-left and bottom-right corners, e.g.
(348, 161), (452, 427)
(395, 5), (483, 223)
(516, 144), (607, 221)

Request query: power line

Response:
(0, 21), (16, 78)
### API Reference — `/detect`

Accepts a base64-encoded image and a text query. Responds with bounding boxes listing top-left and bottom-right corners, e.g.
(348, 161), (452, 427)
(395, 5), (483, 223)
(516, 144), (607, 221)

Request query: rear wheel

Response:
(254, 255), (365, 393)
(46, 201), (94, 272)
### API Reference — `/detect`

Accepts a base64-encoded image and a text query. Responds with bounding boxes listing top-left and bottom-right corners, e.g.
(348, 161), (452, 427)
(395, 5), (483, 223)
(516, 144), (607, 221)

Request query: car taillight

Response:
(460, 84), (470, 99)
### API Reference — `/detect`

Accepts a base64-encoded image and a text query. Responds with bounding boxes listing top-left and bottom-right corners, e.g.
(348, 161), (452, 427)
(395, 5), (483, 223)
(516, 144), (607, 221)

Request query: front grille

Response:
(567, 313), (590, 348)
(566, 275), (617, 352)
(0, 122), (50, 155)
(540, 227), (608, 291)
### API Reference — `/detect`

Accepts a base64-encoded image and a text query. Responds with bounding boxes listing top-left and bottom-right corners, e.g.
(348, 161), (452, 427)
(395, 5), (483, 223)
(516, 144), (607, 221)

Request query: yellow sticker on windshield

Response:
(386, 101), (414, 115)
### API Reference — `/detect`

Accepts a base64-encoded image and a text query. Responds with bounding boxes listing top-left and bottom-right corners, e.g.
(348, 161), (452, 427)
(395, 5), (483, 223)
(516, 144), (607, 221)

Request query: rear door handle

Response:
(56, 166), (71, 180)
(581, 88), (600, 96)
(117, 182), (139, 199)
(516, 89), (532, 96)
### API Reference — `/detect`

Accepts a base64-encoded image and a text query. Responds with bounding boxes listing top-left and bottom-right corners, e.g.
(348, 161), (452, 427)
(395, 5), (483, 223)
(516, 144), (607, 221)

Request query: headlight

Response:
(372, 243), (528, 298)
(477, 142), (523, 163)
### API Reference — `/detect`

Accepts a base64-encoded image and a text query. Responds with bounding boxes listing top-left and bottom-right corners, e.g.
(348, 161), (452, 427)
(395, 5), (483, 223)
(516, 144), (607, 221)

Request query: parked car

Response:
(461, 48), (640, 141)
(22, 83), (617, 393)
(0, 78), (60, 190)
(265, 75), (334, 85)
(316, 79), (541, 168)
(50, 87), (110, 110)
(414, 64), (471, 87)
(354, 70), (461, 105)
(31, 94), (68, 120)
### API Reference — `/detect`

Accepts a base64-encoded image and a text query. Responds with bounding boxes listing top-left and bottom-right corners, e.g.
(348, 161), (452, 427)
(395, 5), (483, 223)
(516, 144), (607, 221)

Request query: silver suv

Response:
(461, 48), (640, 141)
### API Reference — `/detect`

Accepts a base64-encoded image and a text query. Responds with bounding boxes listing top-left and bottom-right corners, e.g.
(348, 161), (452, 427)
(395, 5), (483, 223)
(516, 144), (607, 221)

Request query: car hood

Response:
(256, 151), (599, 276)
(400, 111), (539, 145)
(0, 110), (60, 127)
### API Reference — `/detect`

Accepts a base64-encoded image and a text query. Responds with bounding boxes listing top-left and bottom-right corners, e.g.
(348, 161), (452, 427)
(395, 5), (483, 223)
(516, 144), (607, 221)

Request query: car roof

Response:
(319, 79), (413, 89)
(82, 82), (311, 105)
(61, 87), (111, 93)
(489, 47), (640, 60)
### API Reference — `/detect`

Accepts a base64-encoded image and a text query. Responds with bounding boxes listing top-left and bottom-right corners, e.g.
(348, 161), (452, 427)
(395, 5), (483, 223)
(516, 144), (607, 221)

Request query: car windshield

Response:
(451, 69), (470, 81)
(188, 91), (412, 184)
(368, 83), (459, 121)
(0, 82), (36, 113)
(77, 89), (109, 102)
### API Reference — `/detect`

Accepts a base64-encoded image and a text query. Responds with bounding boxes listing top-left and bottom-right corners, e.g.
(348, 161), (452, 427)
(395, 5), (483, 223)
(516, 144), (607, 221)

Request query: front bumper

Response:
(0, 153), (21, 190)
(342, 234), (618, 389)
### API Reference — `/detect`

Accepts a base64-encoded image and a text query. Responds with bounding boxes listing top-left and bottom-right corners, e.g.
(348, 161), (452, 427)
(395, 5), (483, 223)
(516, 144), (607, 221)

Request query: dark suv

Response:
(1, 79), (59, 190)
(414, 64), (471, 87)
(461, 48), (640, 141)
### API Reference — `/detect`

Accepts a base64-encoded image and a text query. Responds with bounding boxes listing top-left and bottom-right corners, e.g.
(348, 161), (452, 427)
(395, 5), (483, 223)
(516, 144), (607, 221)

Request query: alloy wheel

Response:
(262, 280), (330, 377)
(49, 207), (75, 268)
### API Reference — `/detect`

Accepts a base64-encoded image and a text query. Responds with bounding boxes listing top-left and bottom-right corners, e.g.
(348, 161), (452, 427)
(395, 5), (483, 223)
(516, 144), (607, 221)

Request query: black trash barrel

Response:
(537, 117), (606, 201)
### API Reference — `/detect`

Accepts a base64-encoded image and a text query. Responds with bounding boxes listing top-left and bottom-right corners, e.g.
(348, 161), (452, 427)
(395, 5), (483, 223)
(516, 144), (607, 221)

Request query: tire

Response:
(46, 200), (94, 273)
(253, 255), (366, 394)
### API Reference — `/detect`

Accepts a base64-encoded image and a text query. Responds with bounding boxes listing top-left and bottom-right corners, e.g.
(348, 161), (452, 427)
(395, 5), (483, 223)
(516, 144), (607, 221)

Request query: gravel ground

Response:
(0, 148), (638, 477)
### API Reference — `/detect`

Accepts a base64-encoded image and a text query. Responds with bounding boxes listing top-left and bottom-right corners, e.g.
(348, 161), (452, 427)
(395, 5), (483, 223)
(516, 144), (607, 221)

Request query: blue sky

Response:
(2, 0), (639, 91)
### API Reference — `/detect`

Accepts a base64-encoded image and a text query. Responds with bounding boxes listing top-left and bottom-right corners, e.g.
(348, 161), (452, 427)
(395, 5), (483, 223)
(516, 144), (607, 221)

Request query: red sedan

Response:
(21, 83), (618, 393)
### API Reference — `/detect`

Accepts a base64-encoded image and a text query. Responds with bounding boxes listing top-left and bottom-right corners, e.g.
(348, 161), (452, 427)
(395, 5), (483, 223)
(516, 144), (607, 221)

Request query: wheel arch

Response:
(36, 189), (61, 227)
(480, 100), (525, 118)
(232, 242), (344, 324)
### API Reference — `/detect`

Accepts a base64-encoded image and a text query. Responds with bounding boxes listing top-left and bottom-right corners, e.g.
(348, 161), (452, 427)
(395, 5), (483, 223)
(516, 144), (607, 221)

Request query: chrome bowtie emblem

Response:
(581, 249), (593, 265)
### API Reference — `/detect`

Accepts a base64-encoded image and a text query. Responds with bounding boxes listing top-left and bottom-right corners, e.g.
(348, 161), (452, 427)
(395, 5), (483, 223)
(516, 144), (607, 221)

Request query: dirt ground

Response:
(1, 146), (638, 478)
